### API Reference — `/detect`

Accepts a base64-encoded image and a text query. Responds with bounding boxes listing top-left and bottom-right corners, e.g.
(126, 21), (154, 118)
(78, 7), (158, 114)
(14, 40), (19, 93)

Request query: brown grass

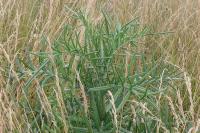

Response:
(0, 0), (200, 132)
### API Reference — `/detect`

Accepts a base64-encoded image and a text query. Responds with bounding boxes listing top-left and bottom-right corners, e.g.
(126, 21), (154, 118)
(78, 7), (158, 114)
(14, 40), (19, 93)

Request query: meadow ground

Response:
(0, 0), (200, 132)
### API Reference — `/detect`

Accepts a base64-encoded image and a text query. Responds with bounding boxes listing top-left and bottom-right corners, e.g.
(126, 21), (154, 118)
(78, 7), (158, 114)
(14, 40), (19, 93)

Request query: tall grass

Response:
(0, 0), (200, 132)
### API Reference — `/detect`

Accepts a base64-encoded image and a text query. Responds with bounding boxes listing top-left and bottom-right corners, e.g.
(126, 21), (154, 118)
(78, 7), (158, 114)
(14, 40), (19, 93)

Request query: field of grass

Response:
(0, 0), (200, 132)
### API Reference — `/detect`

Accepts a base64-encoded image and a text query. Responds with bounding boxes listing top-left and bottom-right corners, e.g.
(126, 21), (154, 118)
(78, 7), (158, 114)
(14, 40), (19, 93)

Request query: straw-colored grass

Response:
(0, 0), (199, 132)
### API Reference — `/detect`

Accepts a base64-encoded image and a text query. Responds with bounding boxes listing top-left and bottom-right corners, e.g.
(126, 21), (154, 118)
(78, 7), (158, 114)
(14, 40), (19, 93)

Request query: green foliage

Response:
(52, 12), (181, 132)
(10, 11), (182, 132)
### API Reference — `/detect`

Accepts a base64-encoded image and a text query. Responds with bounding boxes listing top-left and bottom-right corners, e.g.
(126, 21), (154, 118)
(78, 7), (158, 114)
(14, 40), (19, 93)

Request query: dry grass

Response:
(0, 0), (200, 132)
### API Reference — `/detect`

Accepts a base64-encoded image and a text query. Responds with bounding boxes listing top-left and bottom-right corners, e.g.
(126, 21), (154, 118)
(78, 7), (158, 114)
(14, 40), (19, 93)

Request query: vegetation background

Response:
(0, 0), (200, 132)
